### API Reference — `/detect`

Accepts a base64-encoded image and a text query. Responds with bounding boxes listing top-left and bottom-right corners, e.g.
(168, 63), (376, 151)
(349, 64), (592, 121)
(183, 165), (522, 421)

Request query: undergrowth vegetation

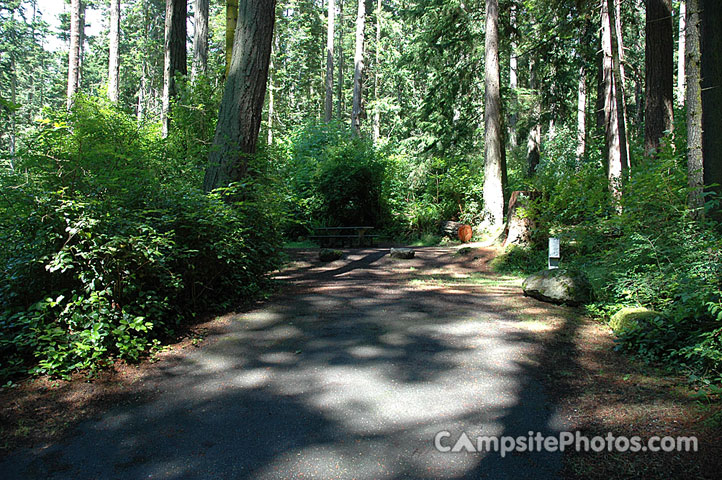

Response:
(2, 94), (721, 390)
(277, 121), (485, 239)
(0, 96), (281, 380)
(495, 128), (722, 385)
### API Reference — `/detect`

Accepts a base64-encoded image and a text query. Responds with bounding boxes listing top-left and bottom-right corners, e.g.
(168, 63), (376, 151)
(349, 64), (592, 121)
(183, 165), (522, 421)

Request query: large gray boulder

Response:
(390, 248), (415, 259)
(522, 269), (591, 306)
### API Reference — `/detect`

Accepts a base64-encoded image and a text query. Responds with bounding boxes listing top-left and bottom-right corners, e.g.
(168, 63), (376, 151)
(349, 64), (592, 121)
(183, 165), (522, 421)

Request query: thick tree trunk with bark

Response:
(613, 0), (630, 163)
(67, 0), (82, 109)
(203, 0), (277, 192)
(193, 0), (209, 79)
(483, 0), (506, 228)
(686, 0), (703, 213)
(701, 0), (722, 218)
(677, 0), (686, 105)
(325, 0), (335, 122)
(503, 191), (541, 247)
(226, 0), (239, 77)
(351, 0), (366, 134)
(162, 0), (187, 137)
(601, 0), (628, 201)
(645, 0), (674, 155)
(108, 0), (120, 102)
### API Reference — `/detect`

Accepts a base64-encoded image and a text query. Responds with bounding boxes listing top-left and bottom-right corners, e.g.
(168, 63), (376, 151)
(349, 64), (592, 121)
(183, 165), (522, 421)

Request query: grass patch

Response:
(408, 233), (443, 247)
(407, 273), (522, 287)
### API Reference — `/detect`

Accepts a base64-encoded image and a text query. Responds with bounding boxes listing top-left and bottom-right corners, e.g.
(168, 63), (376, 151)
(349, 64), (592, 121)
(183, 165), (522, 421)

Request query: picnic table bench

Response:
(310, 226), (378, 247)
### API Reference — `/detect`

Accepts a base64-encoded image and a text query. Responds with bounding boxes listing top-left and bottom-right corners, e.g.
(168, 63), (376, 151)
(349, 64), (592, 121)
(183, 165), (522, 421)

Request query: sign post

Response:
(548, 237), (560, 269)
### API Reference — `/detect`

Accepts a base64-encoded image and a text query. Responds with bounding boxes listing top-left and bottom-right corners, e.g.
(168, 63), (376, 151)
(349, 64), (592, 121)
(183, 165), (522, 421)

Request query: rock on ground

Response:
(522, 269), (591, 306)
(390, 247), (415, 259)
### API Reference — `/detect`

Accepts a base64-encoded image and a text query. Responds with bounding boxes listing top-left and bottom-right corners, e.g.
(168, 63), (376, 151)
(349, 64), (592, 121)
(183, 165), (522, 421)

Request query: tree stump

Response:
(503, 191), (540, 247)
(440, 221), (473, 243)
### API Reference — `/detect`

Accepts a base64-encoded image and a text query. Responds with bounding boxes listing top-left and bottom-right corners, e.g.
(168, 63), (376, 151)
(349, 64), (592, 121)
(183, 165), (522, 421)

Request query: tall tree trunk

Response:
(325, 0), (335, 121)
(351, 0), (366, 135)
(226, 0), (239, 77)
(108, 0), (121, 102)
(596, 45), (605, 130)
(609, 0), (630, 166)
(645, 0), (674, 156)
(635, 75), (644, 132)
(67, 0), (82, 109)
(203, 0), (277, 192)
(78, 3), (86, 87)
(527, 58), (541, 176)
(10, 54), (16, 170)
(267, 32), (276, 145)
(193, 0), (209, 80)
(137, 64), (146, 123)
(137, 0), (149, 123)
(161, 0), (188, 137)
(483, 0), (506, 228)
(372, 0), (381, 142)
(509, 5), (518, 148)
(27, 3), (35, 117)
(613, 0), (630, 163)
(337, 0), (345, 119)
(677, 0), (686, 105)
(576, 64), (587, 164)
(686, 0), (703, 213)
(701, 0), (722, 218)
(601, 0), (628, 201)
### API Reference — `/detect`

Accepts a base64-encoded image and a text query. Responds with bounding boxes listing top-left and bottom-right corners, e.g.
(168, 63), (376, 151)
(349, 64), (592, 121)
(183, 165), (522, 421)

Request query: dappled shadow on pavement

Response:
(2, 247), (577, 479)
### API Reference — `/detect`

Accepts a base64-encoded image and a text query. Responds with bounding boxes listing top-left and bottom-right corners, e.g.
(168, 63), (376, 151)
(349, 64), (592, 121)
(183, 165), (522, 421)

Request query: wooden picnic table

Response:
(310, 226), (378, 247)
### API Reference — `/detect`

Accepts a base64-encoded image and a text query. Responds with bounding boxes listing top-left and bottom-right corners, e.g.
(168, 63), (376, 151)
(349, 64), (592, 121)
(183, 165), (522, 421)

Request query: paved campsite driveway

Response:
(2, 247), (572, 479)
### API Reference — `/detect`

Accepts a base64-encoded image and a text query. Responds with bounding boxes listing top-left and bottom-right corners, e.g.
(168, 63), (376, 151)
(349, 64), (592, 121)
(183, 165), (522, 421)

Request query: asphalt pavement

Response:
(1, 247), (569, 479)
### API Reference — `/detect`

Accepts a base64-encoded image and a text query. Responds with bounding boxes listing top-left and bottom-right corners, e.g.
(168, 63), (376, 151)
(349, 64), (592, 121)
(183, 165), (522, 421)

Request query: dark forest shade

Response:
(203, 0), (277, 192)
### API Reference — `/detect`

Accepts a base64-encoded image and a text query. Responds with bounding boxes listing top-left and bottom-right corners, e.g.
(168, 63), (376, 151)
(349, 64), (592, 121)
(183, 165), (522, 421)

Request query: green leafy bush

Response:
(503, 129), (722, 381)
(0, 96), (281, 379)
(278, 122), (485, 239)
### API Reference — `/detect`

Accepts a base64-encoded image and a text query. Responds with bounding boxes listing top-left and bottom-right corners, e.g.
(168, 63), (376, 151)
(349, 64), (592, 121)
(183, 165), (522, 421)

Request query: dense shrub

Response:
(0, 97), (282, 379)
(279, 121), (485, 238)
(496, 129), (722, 381)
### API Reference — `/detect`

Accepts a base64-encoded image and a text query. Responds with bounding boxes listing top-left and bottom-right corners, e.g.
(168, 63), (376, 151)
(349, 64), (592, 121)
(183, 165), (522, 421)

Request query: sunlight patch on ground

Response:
(407, 274), (522, 288)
